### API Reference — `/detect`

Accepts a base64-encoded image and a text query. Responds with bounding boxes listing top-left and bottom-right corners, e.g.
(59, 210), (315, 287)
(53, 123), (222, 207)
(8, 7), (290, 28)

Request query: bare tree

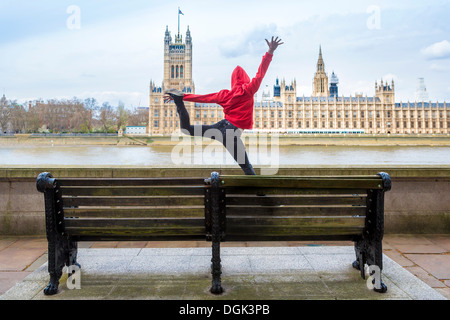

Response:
(83, 97), (98, 132)
(98, 102), (117, 133)
(67, 97), (91, 133)
(0, 95), (11, 133)
(2, 96), (146, 134)
(128, 107), (149, 127)
(30, 98), (93, 133)
(116, 101), (130, 131)
(10, 103), (36, 133)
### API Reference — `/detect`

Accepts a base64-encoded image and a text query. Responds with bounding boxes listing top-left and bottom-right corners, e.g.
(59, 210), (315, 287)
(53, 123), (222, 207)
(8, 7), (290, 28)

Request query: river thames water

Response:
(0, 145), (449, 166)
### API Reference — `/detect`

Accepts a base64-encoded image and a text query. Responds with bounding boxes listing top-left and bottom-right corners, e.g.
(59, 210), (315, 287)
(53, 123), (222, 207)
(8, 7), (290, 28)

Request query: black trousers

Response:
(173, 99), (256, 175)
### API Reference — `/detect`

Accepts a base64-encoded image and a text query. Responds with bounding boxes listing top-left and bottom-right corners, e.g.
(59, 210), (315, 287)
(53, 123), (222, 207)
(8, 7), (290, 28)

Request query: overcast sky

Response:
(1, 0), (449, 108)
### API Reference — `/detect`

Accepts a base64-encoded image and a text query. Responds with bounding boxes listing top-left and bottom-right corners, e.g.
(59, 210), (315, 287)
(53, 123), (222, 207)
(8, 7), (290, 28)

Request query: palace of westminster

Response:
(147, 26), (449, 135)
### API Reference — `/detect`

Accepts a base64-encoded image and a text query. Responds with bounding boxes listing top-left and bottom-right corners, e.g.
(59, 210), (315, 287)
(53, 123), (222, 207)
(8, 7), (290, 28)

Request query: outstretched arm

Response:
(183, 91), (226, 104)
(248, 36), (283, 95)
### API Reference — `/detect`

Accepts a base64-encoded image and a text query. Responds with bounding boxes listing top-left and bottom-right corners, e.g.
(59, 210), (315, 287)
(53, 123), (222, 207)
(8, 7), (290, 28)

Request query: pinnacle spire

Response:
(316, 45), (325, 72)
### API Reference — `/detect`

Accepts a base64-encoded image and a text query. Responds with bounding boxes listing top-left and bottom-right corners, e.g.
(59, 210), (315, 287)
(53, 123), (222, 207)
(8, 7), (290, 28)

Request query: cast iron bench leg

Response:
(210, 172), (223, 294)
(42, 182), (65, 295)
(210, 238), (223, 294)
(353, 238), (387, 293)
(44, 225), (67, 295)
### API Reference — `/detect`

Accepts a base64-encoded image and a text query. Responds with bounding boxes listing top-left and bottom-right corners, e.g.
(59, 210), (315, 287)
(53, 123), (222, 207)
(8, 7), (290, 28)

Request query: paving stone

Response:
(383, 250), (415, 267)
(8, 237), (47, 250)
(25, 253), (48, 272)
(116, 241), (148, 248)
(0, 271), (31, 295)
(383, 258), (446, 300)
(0, 238), (16, 250)
(382, 242), (395, 250)
(90, 241), (119, 248)
(426, 235), (450, 251)
(404, 254), (450, 280)
(384, 235), (435, 246)
(404, 266), (446, 288)
(392, 244), (447, 254)
(0, 247), (46, 271)
(435, 288), (450, 300)
(78, 248), (141, 257)
(249, 254), (312, 273)
(0, 279), (47, 300)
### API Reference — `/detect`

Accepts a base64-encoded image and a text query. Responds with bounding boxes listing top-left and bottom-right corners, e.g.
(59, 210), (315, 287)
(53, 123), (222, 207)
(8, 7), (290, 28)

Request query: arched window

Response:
(176, 66), (179, 78)
(171, 66), (174, 78)
(180, 65), (184, 78)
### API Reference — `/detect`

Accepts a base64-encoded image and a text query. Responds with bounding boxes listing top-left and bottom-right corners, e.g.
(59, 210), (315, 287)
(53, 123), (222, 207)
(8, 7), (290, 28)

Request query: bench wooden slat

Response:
(223, 234), (360, 241)
(226, 195), (366, 206)
(62, 196), (204, 207)
(65, 217), (204, 228)
(61, 186), (205, 197)
(65, 227), (206, 238)
(221, 177), (383, 189)
(63, 207), (204, 218)
(224, 187), (369, 195)
(58, 177), (205, 187)
(227, 216), (365, 228)
(225, 226), (364, 237)
(65, 217), (206, 237)
(226, 205), (366, 216)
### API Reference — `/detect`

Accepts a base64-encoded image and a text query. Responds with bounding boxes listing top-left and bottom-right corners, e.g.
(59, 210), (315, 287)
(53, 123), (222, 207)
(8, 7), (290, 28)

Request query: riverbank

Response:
(1, 134), (450, 146)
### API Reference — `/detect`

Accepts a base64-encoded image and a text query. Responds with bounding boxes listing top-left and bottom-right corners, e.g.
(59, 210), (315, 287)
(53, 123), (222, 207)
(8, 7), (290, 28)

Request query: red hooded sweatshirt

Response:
(183, 52), (273, 129)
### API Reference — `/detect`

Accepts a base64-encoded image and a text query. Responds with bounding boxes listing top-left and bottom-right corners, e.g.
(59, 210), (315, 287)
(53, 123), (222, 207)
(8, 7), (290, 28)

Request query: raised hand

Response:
(265, 36), (284, 55)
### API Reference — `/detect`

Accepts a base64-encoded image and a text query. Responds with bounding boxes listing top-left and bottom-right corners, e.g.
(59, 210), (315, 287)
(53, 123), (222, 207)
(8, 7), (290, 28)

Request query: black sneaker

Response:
(164, 88), (184, 104)
(165, 88), (184, 97)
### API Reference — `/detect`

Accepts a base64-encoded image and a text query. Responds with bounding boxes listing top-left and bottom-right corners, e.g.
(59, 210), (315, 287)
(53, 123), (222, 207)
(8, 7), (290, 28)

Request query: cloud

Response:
(421, 40), (450, 60)
(381, 73), (399, 82)
(3, 2), (450, 105)
(218, 24), (279, 58)
(429, 63), (450, 72)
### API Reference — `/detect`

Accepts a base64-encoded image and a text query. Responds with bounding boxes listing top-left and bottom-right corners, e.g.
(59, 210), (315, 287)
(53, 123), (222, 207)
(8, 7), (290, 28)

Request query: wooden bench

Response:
(205, 171), (391, 294)
(36, 171), (391, 295)
(36, 172), (207, 295)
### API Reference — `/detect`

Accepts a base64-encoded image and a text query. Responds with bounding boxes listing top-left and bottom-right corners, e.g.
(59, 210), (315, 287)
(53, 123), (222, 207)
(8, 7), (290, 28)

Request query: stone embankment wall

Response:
(1, 134), (449, 146)
(0, 166), (448, 235)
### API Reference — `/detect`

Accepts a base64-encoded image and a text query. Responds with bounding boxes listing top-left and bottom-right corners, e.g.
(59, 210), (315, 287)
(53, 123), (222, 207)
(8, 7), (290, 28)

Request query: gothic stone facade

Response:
(148, 28), (449, 135)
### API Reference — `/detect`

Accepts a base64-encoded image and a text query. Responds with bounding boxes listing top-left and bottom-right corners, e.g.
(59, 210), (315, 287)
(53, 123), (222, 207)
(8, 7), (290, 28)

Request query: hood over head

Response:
(231, 66), (250, 88)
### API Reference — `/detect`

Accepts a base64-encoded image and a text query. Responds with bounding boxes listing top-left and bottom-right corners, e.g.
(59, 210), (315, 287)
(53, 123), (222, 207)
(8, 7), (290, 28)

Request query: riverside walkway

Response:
(0, 234), (448, 300)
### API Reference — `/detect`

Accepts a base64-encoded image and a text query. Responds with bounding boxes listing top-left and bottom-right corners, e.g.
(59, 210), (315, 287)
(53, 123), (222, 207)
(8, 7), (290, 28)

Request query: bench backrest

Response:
(207, 173), (391, 242)
(37, 173), (208, 241)
(37, 172), (390, 243)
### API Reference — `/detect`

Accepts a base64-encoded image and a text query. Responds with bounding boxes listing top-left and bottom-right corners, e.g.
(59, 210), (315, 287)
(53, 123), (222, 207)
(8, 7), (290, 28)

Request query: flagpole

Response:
(178, 7), (180, 37)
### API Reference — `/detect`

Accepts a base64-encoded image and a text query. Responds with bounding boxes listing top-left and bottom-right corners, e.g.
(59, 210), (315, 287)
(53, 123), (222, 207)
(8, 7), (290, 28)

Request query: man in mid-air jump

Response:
(164, 36), (283, 175)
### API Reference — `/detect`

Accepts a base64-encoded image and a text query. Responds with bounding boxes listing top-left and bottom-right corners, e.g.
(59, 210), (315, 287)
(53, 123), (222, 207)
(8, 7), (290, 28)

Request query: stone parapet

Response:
(0, 166), (449, 235)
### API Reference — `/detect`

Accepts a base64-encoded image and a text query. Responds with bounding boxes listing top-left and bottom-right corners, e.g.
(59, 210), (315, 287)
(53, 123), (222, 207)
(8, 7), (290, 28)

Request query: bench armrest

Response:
(377, 172), (391, 192)
(36, 172), (56, 193)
